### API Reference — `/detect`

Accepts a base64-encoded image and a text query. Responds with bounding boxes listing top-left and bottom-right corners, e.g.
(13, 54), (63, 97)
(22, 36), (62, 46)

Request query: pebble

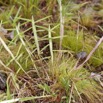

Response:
(0, 72), (7, 90)
(76, 51), (87, 60)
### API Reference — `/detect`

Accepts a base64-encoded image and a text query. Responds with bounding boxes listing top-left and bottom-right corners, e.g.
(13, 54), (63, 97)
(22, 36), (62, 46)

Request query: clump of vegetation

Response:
(48, 55), (102, 103)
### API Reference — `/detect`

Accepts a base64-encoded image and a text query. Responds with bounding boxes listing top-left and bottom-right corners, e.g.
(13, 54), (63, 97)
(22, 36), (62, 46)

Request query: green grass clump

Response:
(0, 41), (33, 74)
(48, 55), (102, 103)
(62, 29), (103, 67)
(62, 30), (84, 52)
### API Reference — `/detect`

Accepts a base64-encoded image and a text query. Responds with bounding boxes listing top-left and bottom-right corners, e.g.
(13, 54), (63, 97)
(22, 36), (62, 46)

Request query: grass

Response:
(48, 55), (103, 103)
(0, 0), (103, 103)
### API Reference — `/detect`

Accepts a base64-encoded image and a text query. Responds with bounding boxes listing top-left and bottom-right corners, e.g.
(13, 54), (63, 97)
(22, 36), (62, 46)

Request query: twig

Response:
(69, 83), (74, 103)
(58, 0), (64, 58)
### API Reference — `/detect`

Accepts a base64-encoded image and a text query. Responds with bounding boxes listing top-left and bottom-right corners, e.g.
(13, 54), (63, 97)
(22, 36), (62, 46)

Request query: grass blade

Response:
(32, 16), (40, 55)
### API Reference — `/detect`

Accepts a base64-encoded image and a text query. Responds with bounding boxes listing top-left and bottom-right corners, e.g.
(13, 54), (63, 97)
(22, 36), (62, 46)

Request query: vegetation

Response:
(0, 0), (103, 103)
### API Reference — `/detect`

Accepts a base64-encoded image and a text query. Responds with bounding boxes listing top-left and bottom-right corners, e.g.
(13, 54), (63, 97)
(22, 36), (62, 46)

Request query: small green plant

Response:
(80, 7), (95, 27)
